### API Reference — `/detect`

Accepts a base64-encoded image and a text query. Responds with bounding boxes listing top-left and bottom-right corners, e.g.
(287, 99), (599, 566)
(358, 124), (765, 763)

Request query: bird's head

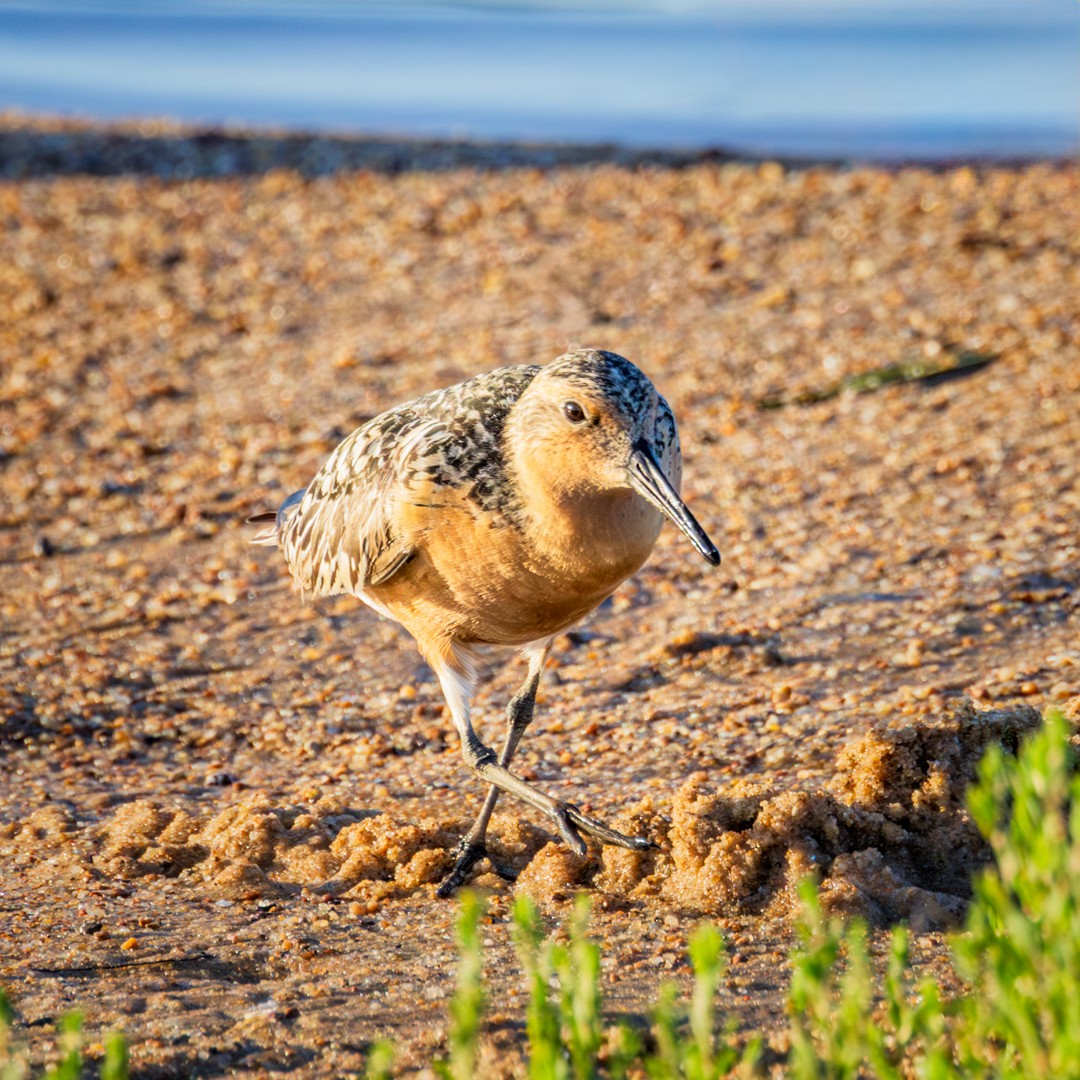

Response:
(508, 349), (719, 565)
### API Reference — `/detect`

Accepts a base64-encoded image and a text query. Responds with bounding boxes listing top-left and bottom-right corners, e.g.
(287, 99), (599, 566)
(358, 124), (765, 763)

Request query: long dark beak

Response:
(628, 441), (720, 565)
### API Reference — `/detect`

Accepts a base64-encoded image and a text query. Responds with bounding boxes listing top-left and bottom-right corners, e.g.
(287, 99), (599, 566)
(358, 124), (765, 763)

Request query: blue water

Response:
(0, 1), (1076, 159)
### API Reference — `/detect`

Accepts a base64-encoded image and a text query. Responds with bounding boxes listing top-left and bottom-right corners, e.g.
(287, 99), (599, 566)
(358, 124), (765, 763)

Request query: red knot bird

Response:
(251, 348), (719, 895)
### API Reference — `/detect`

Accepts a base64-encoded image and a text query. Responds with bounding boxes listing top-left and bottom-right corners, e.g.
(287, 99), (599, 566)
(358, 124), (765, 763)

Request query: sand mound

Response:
(75, 794), (551, 904)
(1, 703), (1042, 925)
(589, 701), (1041, 926)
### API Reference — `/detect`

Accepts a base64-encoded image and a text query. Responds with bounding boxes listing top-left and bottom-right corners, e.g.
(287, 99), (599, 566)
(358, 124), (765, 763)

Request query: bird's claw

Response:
(436, 839), (521, 898)
(489, 858), (520, 883)
(438, 803), (656, 897)
(436, 841), (489, 898)
(556, 803), (657, 853)
(551, 806), (587, 856)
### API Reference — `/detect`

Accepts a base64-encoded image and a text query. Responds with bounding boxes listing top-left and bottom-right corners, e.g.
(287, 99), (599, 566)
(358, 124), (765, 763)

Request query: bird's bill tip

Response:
(628, 442), (720, 566)
(684, 523), (721, 565)
(699, 538), (722, 566)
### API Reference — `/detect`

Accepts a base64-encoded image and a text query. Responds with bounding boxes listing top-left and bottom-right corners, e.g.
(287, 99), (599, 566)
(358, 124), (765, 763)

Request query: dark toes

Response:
(551, 807), (587, 856)
(562, 803), (655, 851)
(489, 858), (520, 883)
(435, 841), (489, 898)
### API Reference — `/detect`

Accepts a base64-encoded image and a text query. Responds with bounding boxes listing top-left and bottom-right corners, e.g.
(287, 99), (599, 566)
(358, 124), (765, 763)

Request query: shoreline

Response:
(1, 111), (1076, 179)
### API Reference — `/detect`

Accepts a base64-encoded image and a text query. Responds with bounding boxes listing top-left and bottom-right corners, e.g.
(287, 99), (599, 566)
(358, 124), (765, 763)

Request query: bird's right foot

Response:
(552, 803), (658, 855)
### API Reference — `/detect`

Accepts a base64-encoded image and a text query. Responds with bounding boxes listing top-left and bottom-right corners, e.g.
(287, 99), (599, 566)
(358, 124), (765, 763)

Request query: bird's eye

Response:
(563, 401), (586, 424)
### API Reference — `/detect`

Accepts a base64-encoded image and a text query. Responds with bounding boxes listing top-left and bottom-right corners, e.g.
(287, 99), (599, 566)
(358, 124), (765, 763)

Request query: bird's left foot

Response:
(436, 840), (519, 898)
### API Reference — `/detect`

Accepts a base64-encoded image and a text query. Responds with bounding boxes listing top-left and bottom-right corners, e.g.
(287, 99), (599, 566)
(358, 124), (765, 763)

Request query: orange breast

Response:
(366, 485), (661, 650)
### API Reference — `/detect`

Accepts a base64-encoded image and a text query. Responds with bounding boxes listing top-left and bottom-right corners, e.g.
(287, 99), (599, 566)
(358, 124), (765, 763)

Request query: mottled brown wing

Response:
(275, 363), (541, 598)
(278, 409), (440, 597)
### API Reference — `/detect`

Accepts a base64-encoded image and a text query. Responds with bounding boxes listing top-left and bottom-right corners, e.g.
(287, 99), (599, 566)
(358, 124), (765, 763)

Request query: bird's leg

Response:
(436, 644), (548, 897)
(432, 644), (655, 897)
(464, 743), (655, 853)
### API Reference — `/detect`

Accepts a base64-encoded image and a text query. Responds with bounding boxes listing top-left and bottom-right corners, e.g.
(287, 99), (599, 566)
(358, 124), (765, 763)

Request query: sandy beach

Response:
(1, 116), (1077, 1076)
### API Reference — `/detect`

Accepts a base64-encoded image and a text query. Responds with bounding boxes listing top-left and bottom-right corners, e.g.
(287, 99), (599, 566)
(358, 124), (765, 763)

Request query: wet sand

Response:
(0, 117), (1077, 1076)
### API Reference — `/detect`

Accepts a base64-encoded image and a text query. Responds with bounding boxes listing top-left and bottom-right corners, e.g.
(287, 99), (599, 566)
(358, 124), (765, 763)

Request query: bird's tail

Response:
(247, 488), (306, 547)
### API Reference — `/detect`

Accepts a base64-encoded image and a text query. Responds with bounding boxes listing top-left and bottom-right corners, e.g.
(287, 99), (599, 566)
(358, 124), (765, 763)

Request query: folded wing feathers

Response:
(252, 369), (525, 596)
(273, 415), (428, 598)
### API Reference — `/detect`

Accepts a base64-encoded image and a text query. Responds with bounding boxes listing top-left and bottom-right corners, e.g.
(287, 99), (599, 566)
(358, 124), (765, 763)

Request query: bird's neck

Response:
(508, 453), (663, 586)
